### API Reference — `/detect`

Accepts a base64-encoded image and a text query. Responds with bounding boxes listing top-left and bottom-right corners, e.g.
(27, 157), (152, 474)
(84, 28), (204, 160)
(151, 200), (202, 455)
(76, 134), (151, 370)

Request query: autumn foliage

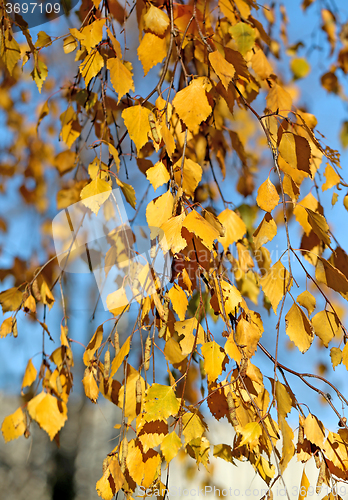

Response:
(1, 0), (348, 498)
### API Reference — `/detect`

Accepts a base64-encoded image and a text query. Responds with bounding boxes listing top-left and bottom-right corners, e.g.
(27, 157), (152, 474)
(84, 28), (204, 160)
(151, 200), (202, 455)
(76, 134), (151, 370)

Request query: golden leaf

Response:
(251, 47), (273, 79)
(160, 212), (187, 254)
(239, 422), (262, 447)
(75, 19), (105, 53)
(80, 178), (112, 215)
(293, 192), (319, 235)
(96, 472), (114, 500)
(79, 50), (104, 87)
(143, 5), (169, 35)
(0, 317), (15, 338)
(168, 285), (188, 321)
(224, 334), (242, 364)
(174, 157), (202, 199)
(201, 341), (227, 382)
(110, 336), (131, 377)
(253, 213), (277, 250)
(213, 444), (234, 463)
(21, 359), (37, 393)
(1, 408), (26, 443)
(121, 105), (151, 152)
(256, 178), (279, 212)
(82, 369), (99, 403)
(315, 257), (348, 298)
(146, 190), (174, 238)
(322, 163), (340, 191)
(144, 384), (180, 421)
(275, 380), (292, 418)
(296, 290), (316, 316)
(118, 367), (145, 423)
(63, 35), (77, 54)
(183, 210), (220, 250)
(330, 346), (342, 370)
(146, 161), (170, 191)
(83, 325), (103, 365)
(304, 413), (325, 448)
(176, 318), (205, 356)
(209, 50), (235, 90)
(0, 287), (22, 313)
(305, 208), (331, 247)
(278, 132), (311, 176)
(217, 209), (246, 251)
(311, 310), (340, 347)
(260, 260), (292, 314)
(285, 303), (314, 353)
(27, 392), (67, 440)
(298, 468), (310, 500)
(266, 83), (292, 116)
(161, 123), (176, 158)
(229, 22), (256, 55)
(116, 179), (136, 209)
(172, 78), (212, 134)
(31, 59), (48, 93)
(107, 57), (135, 102)
(279, 415), (295, 473)
(137, 33), (167, 76)
(160, 432), (182, 462)
(182, 412), (206, 444)
(235, 317), (262, 359)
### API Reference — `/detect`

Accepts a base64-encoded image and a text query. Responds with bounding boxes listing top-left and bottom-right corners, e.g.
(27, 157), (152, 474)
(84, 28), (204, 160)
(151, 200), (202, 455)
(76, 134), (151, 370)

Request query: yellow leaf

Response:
(217, 209), (246, 251)
(251, 47), (273, 79)
(146, 161), (170, 191)
(209, 50), (235, 90)
(183, 210), (220, 250)
(79, 19), (105, 53)
(0, 317), (15, 338)
(253, 213), (277, 250)
(330, 347), (342, 370)
(21, 359), (37, 393)
(63, 35), (77, 54)
(0, 287), (22, 313)
(1, 407), (26, 443)
(80, 50), (105, 87)
(142, 452), (161, 488)
(260, 260), (292, 314)
(201, 341), (227, 382)
(235, 317), (262, 359)
(53, 150), (76, 176)
(285, 303), (314, 353)
(144, 384), (180, 421)
(182, 412), (206, 444)
(224, 334), (242, 364)
(41, 281), (55, 309)
(27, 392), (67, 440)
(256, 178), (279, 212)
(291, 57), (310, 79)
(96, 472), (114, 500)
(1, 31), (21, 76)
(118, 367), (145, 423)
(176, 318), (205, 356)
(275, 380), (293, 418)
(311, 310), (340, 347)
(298, 468), (310, 500)
(31, 59), (48, 93)
(266, 83), (292, 116)
(304, 413), (325, 447)
(342, 343), (348, 370)
(107, 57), (135, 103)
(106, 287), (130, 316)
(304, 208), (331, 247)
(174, 157), (202, 198)
(168, 285), (188, 321)
(239, 422), (262, 447)
(83, 325), (103, 365)
(296, 290), (316, 316)
(172, 78), (212, 134)
(110, 336), (131, 377)
(160, 432), (182, 462)
(137, 33), (167, 76)
(322, 163), (340, 191)
(143, 5), (170, 35)
(146, 190), (174, 238)
(279, 132), (311, 176)
(80, 177), (112, 215)
(116, 179), (136, 209)
(315, 257), (348, 298)
(35, 31), (52, 48)
(83, 369), (99, 402)
(121, 105), (151, 152)
(160, 212), (187, 254)
(229, 22), (256, 55)
(161, 123), (176, 158)
(213, 443), (234, 463)
(108, 457), (124, 493)
(279, 415), (295, 473)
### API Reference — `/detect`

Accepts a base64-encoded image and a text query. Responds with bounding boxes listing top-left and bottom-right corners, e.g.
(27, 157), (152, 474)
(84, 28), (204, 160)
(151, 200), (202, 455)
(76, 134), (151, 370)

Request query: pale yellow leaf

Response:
(80, 177), (112, 215)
